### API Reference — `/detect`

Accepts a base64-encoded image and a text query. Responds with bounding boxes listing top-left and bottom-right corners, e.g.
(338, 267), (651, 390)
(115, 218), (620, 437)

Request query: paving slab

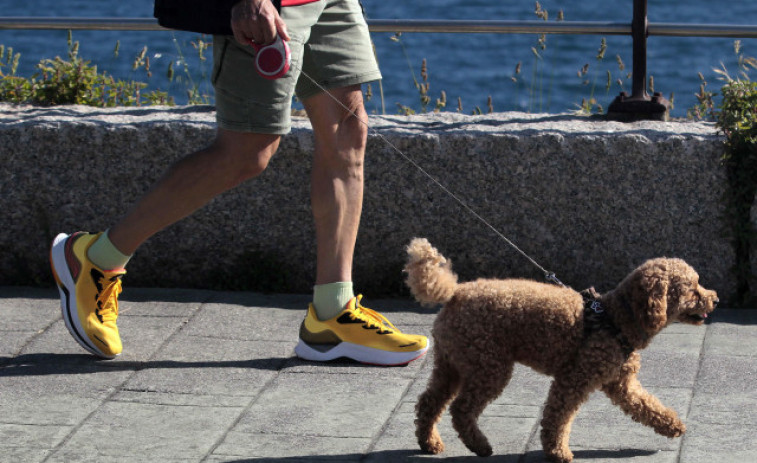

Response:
(679, 421), (757, 463)
(0, 288), (61, 357)
(230, 371), (414, 439)
(45, 401), (243, 463)
(211, 433), (374, 462)
(0, 288), (755, 463)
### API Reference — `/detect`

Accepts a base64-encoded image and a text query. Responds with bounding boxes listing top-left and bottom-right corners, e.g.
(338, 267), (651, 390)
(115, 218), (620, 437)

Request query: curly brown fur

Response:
(406, 238), (718, 463)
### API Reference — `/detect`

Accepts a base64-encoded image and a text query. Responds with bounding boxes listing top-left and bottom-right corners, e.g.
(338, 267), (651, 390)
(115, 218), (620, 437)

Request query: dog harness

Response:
(581, 289), (635, 358)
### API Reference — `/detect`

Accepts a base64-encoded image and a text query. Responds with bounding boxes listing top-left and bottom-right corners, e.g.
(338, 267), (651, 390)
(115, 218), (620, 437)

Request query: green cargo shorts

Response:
(211, 0), (382, 134)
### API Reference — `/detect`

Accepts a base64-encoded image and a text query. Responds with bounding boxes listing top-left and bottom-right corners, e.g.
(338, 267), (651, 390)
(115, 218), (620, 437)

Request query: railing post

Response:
(607, 0), (670, 121)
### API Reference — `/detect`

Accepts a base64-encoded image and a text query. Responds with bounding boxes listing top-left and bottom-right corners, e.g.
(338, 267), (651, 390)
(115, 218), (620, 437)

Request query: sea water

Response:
(1, 0), (756, 117)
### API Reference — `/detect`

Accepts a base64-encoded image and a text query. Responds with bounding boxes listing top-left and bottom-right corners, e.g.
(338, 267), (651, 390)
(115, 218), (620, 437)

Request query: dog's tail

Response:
(404, 238), (458, 306)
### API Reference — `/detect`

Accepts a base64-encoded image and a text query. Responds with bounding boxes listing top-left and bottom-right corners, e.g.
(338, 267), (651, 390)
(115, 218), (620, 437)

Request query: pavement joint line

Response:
(361, 352), (432, 461)
(0, 316), (60, 369)
(519, 390), (547, 463)
(184, 333), (295, 343)
(109, 398), (243, 409)
(39, 293), (215, 463)
(114, 387), (250, 401)
(676, 320), (713, 463)
(0, 421), (72, 427)
(200, 347), (295, 462)
(281, 368), (399, 376)
(236, 431), (372, 438)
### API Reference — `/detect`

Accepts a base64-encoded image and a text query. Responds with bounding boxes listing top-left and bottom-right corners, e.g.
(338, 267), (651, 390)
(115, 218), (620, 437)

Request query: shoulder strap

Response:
(154, 0), (284, 36)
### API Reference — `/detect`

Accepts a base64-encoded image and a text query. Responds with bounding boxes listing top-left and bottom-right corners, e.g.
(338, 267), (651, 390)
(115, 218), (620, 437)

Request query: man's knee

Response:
(341, 107), (368, 152)
(337, 88), (369, 151)
(212, 129), (281, 183)
(311, 88), (369, 172)
(321, 115), (366, 176)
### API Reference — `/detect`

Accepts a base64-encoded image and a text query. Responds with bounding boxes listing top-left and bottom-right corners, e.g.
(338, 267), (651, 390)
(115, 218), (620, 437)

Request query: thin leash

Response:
(293, 63), (566, 288)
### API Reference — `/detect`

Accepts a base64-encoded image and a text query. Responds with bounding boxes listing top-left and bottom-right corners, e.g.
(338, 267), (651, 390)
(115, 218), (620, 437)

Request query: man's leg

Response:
(108, 129), (280, 255)
(305, 85), (365, 321)
(304, 85), (366, 288)
(51, 128), (280, 358)
(294, 84), (429, 365)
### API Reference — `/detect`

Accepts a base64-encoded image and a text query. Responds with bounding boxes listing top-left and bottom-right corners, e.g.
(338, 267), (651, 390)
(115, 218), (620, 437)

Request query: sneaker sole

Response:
(294, 339), (428, 366)
(50, 233), (117, 359)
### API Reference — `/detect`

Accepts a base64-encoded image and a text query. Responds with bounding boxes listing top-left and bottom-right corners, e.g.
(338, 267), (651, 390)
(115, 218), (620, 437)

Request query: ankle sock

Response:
(87, 230), (132, 270)
(313, 281), (355, 320)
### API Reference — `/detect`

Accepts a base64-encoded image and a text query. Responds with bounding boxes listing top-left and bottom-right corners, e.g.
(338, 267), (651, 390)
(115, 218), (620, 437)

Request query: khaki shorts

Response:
(212, 0), (381, 134)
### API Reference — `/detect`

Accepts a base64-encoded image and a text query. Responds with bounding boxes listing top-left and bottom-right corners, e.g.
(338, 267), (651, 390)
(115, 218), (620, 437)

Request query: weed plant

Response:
(0, 30), (217, 107)
(0, 31), (170, 106)
(385, 2), (645, 116)
(692, 41), (757, 305)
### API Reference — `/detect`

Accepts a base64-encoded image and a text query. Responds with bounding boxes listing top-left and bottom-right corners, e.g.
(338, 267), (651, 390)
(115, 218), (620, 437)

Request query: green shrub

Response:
(0, 32), (172, 106)
(717, 77), (757, 306)
(689, 41), (757, 305)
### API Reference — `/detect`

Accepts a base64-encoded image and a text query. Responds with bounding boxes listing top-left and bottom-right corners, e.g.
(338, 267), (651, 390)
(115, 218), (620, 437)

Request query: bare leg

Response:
(302, 85), (367, 285)
(108, 129), (280, 255)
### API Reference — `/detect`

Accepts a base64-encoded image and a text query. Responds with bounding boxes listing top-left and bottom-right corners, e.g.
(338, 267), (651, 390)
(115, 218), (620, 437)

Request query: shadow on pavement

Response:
(218, 448), (659, 462)
(0, 352), (420, 377)
(0, 352), (291, 376)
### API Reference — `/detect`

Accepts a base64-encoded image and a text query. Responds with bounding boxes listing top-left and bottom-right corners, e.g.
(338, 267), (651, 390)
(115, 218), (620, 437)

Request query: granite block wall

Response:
(1, 104), (750, 303)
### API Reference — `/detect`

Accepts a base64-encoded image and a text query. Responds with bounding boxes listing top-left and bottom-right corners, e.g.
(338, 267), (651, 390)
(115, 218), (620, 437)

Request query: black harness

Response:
(582, 290), (635, 358)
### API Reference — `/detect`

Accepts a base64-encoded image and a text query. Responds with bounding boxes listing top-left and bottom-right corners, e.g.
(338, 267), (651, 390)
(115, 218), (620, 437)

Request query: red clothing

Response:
(281, 0), (320, 5)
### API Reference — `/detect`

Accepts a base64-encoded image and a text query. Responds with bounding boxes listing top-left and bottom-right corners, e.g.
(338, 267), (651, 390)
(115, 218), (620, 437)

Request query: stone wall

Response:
(1, 104), (750, 303)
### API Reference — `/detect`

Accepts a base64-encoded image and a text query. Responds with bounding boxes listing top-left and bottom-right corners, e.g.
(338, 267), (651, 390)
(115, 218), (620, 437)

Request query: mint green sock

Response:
(313, 282), (355, 320)
(87, 230), (132, 270)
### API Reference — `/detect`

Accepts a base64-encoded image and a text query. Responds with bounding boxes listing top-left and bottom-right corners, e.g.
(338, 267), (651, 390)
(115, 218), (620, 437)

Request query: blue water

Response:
(1, 1), (756, 117)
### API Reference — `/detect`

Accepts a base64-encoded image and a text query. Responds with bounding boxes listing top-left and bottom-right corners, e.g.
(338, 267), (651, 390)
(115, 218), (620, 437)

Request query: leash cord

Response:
(294, 63), (565, 287)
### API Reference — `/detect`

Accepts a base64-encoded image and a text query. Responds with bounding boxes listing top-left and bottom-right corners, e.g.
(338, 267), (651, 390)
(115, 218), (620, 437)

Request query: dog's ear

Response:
(631, 272), (669, 334)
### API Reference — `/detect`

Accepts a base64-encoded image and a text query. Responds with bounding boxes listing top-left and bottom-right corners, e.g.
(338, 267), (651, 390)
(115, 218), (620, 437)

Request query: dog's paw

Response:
(656, 419), (686, 438)
(418, 428), (445, 455)
(545, 447), (574, 463)
(467, 443), (493, 458)
(419, 439), (445, 455)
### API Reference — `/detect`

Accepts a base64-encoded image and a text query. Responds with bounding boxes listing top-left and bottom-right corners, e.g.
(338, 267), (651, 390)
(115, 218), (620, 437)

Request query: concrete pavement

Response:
(1, 286), (756, 462)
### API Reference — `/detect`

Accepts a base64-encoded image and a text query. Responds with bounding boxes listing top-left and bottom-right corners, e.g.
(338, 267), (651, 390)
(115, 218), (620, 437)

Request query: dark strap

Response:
(155, 0), (283, 36)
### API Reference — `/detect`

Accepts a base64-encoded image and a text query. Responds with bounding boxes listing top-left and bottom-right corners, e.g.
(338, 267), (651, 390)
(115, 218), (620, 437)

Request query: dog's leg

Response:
(601, 353), (686, 438)
(415, 352), (461, 454)
(540, 373), (594, 463)
(448, 361), (514, 457)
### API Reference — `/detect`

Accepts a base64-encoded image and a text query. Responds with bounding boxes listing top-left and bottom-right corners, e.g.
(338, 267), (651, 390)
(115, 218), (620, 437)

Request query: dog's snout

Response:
(712, 297), (720, 308)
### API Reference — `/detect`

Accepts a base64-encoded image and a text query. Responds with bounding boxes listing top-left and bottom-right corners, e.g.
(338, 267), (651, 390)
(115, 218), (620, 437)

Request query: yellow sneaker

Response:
(295, 295), (428, 365)
(50, 232), (124, 359)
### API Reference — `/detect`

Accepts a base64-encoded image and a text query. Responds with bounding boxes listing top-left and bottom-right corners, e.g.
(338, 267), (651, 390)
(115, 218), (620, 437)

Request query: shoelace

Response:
(96, 276), (122, 323)
(351, 295), (398, 333)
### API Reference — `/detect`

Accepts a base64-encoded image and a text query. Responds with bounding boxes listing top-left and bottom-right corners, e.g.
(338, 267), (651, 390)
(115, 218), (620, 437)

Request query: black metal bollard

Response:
(607, 0), (670, 121)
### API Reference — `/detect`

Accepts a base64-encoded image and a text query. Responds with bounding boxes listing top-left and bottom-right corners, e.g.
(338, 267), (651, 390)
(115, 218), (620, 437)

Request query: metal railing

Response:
(2, 0), (757, 120)
(2, 17), (756, 38)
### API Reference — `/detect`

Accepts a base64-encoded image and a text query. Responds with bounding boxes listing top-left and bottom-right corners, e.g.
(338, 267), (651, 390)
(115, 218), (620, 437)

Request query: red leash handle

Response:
(250, 36), (291, 80)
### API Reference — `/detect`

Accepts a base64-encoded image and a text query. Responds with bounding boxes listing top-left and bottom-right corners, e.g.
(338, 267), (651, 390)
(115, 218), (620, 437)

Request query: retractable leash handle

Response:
(250, 36), (291, 80)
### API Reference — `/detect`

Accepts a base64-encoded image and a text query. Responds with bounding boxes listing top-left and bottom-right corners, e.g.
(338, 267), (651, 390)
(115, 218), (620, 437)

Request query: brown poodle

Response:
(405, 238), (718, 463)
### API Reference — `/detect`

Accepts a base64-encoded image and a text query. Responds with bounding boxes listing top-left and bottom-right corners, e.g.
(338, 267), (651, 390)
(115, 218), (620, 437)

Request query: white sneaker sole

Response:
(294, 339), (428, 366)
(50, 233), (117, 359)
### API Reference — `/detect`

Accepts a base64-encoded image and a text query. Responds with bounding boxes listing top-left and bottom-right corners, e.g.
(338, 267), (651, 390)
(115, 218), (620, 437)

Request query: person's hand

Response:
(230, 0), (290, 47)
